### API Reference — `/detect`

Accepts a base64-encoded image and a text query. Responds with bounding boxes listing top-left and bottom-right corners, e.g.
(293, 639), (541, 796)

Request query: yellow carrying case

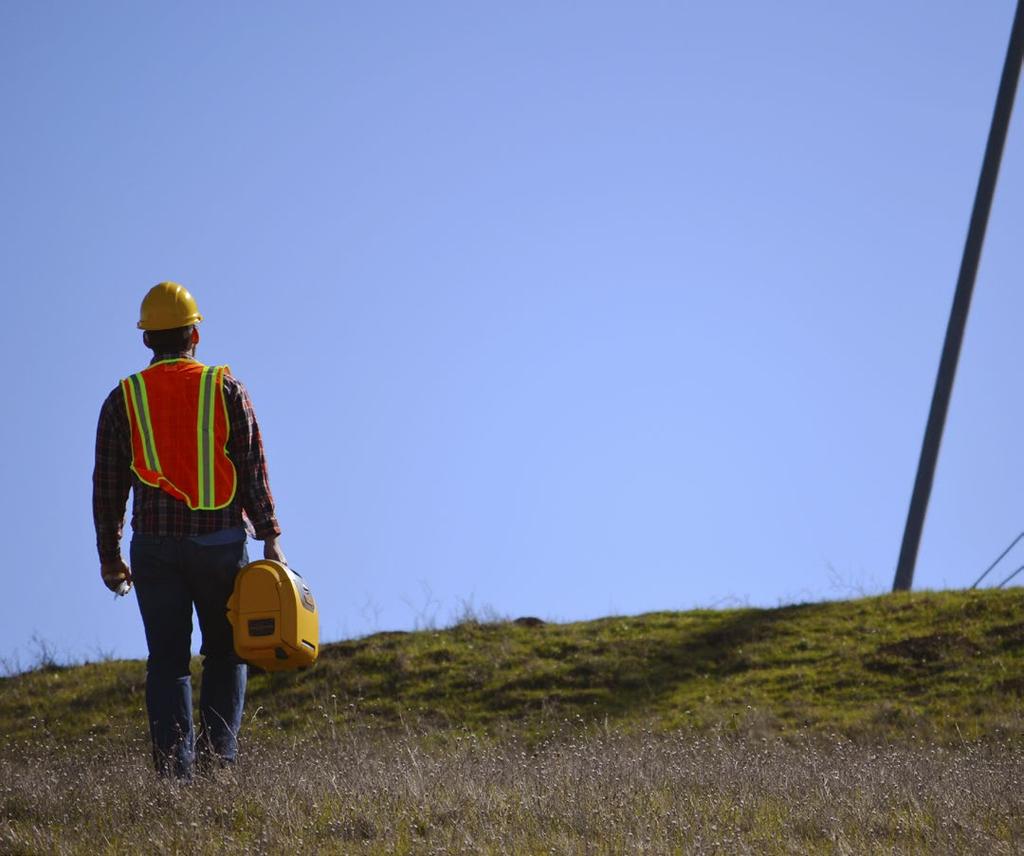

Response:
(227, 560), (319, 671)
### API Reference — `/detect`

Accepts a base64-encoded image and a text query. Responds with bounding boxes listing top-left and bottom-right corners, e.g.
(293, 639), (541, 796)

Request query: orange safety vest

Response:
(121, 359), (238, 510)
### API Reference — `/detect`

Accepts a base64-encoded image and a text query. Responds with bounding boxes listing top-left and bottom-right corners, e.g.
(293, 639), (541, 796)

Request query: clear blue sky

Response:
(1, 2), (1021, 666)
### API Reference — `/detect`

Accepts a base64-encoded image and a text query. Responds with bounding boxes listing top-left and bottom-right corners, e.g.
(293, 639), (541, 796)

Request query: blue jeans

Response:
(130, 531), (249, 778)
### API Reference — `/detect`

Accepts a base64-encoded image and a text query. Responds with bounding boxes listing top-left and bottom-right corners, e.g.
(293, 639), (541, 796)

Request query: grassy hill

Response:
(5, 587), (1024, 743)
(5, 589), (1024, 854)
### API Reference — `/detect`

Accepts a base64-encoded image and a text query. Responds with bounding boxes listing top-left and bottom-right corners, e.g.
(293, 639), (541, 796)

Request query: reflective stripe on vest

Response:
(197, 365), (216, 508)
(126, 372), (162, 474)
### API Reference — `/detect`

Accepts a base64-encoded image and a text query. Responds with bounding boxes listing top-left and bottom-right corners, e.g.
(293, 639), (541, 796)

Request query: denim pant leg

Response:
(186, 538), (249, 764)
(130, 535), (195, 778)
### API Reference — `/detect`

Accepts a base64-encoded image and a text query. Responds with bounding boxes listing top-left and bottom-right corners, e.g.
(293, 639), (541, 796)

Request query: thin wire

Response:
(998, 563), (1024, 589)
(971, 531), (1024, 588)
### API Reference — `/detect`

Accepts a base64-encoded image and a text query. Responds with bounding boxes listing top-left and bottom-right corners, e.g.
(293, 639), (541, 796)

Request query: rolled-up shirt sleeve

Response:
(93, 389), (132, 563)
(224, 375), (281, 540)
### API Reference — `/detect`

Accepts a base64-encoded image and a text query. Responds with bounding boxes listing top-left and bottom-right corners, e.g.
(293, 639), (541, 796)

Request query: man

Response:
(93, 281), (285, 779)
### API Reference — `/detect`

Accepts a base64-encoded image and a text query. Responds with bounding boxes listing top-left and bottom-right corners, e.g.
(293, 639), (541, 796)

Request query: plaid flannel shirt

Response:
(93, 353), (281, 562)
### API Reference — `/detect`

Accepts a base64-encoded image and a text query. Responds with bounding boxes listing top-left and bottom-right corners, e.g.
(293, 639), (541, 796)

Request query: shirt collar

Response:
(149, 352), (196, 365)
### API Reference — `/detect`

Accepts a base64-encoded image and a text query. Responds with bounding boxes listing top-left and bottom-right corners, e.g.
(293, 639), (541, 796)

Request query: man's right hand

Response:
(100, 557), (132, 592)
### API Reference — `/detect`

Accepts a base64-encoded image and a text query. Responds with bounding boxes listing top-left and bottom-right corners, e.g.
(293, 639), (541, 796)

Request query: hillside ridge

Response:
(4, 588), (1024, 742)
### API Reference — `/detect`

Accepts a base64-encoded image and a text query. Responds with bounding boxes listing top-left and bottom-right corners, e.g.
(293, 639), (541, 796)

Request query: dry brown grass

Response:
(3, 719), (1023, 854)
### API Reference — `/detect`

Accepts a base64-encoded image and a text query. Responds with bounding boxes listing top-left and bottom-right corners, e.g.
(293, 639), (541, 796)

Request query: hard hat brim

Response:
(137, 314), (203, 331)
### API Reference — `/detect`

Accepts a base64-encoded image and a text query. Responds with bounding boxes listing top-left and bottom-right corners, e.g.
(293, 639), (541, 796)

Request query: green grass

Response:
(5, 587), (1024, 744)
(6, 589), (1024, 853)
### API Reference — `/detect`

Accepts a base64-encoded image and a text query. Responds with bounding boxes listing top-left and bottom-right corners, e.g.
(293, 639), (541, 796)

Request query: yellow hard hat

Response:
(137, 282), (203, 330)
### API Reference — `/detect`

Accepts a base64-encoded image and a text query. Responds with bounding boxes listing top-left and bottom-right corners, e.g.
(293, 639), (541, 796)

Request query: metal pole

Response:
(893, 0), (1024, 592)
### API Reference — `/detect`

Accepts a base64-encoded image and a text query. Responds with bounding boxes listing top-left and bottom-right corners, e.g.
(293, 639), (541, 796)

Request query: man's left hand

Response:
(263, 537), (287, 565)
